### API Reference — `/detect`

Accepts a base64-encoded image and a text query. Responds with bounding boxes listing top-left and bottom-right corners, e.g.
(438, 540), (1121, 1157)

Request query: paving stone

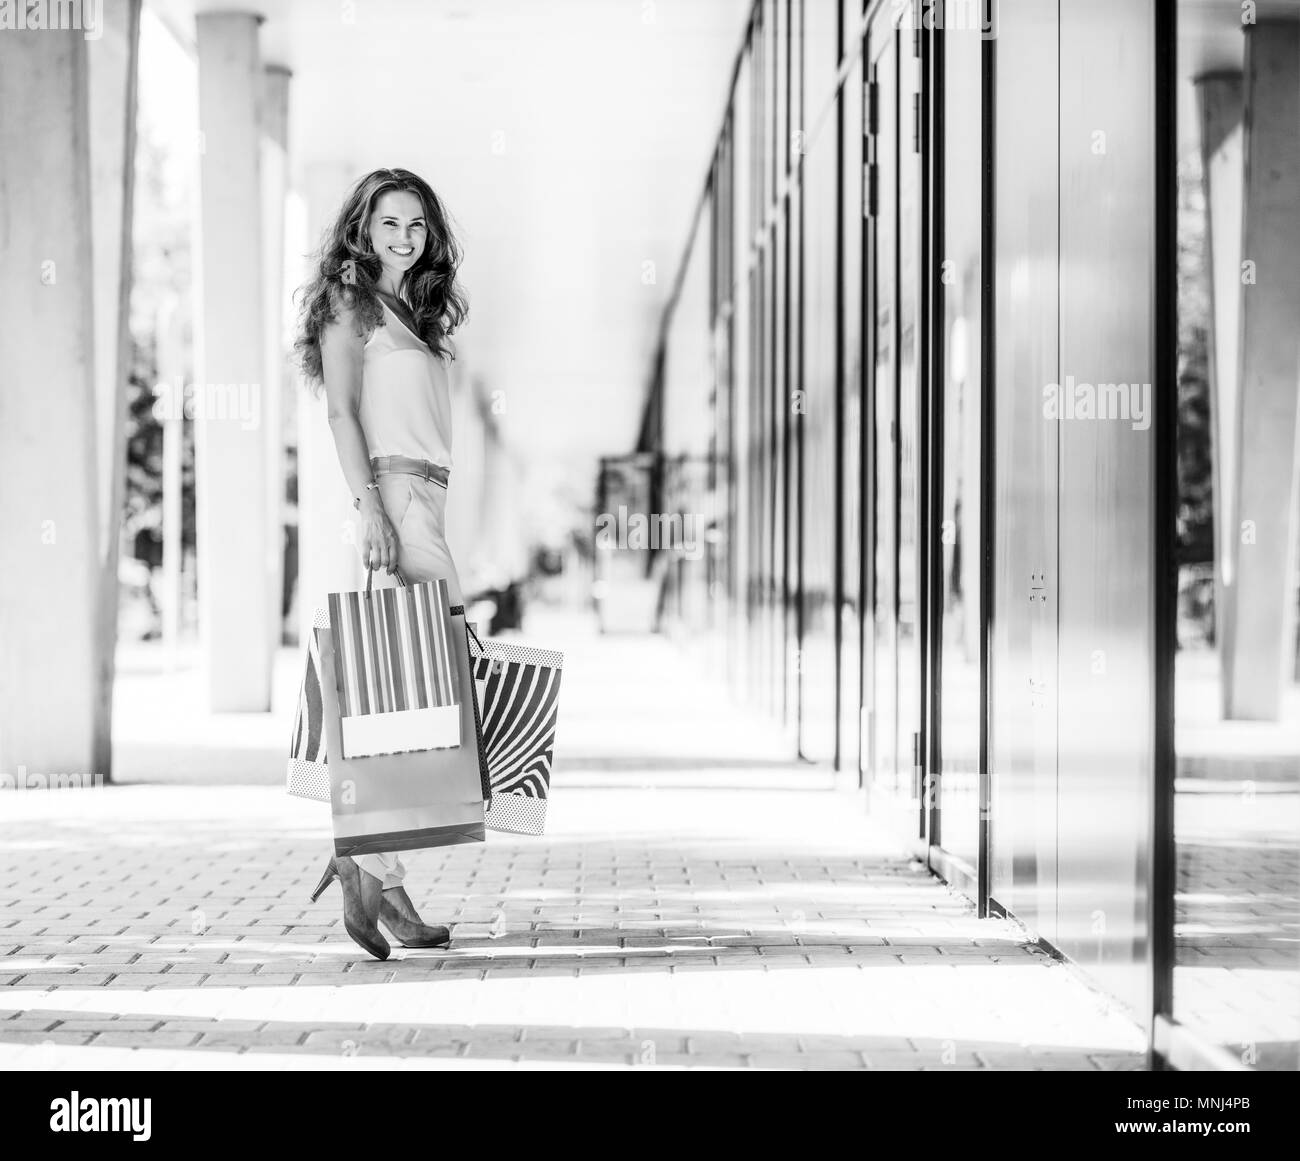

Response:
(646, 1051), (752, 1068)
(91, 1030), (202, 1048)
(0, 1016), (63, 1031)
(0, 1030), (95, 1046)
(0, 621), (1155, 1071)
(748, 1050), (870, 1070)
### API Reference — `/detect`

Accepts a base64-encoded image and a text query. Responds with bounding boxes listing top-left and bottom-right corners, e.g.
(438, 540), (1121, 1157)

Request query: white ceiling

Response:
(151, 0), (753, 531)
(147, 0), (1272, 538)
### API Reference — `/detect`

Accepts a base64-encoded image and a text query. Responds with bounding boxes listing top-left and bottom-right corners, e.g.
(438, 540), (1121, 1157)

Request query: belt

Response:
(370, 455), (449, 488)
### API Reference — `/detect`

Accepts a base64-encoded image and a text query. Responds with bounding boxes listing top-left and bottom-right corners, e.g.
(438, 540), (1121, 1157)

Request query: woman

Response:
(294, 167), (469, 961)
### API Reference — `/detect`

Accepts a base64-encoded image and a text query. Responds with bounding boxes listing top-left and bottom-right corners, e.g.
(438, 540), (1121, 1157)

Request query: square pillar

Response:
(1223, 19), (1300, 720)
(0, 28), (100, 779)
(89, 0), (143, 778)
(1194, 71), (1243, 688)
(194, 11), (272, 711)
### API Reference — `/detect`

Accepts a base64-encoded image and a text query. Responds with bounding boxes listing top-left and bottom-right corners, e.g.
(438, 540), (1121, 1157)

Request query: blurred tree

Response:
(1176, 154), (1214, 562)
(1176, 152), (1216, 645)
(121, 88), (197, 631)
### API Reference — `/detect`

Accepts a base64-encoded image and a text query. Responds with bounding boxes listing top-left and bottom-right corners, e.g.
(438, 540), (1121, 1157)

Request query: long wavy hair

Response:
(294, 167), (468, 387)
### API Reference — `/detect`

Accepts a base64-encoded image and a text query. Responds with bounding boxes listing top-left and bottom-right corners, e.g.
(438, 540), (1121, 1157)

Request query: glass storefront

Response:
(652, 0), (1299, 1070)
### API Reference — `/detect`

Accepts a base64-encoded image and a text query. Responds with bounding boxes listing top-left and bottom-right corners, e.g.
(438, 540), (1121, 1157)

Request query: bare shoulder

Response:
(321, 283), (370, 350)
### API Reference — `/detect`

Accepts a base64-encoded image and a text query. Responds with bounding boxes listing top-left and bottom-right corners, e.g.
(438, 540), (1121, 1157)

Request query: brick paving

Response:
(0, 613), (1147, 1070)
(1174, 786), (1300, 1071)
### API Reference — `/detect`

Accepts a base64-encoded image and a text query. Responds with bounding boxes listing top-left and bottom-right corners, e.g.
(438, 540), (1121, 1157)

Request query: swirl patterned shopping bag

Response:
(467, 626), (564, 835)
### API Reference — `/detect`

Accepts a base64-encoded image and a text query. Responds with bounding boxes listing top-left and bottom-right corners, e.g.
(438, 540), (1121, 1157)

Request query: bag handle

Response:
(464, 620), (507, 671)
(363, 568), (501, 668)
(364, 564), (408, 597)
(466, 621), (486, 654)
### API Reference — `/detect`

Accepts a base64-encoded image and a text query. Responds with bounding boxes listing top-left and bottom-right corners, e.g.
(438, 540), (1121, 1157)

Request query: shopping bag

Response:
(286, 606), (330, 802)
(326, 571), (461, 758)
(467, 626), (564, 835)
(318, 622), (486, 857)
(287, 589), (491, 807)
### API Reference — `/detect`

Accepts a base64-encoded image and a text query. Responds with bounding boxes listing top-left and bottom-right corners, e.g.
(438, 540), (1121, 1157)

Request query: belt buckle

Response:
(423, 460), (432, 482)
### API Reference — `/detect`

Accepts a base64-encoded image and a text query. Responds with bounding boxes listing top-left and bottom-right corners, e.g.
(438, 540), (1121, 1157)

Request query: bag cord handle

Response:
(364, 564), (408, 597)
(465, 620), (486, 654)
(465, 620), (509, 668)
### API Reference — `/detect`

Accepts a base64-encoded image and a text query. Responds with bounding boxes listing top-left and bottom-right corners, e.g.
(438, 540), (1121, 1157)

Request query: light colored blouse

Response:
(358, 297), (454, 469)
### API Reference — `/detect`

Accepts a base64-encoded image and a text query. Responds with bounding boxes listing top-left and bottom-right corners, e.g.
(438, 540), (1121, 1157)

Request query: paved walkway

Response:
(1174, 788), (1300, 1071)
(0, 611), (1147, 1070)
(1174, 649), (1300, 1071)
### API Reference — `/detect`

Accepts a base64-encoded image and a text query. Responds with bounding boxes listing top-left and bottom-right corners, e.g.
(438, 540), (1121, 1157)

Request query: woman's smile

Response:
(367, 189), (429, 285)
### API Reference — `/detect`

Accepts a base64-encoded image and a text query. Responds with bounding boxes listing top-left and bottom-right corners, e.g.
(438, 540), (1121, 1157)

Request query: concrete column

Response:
(1223, 20), (1300, 721)
(0, 28), (99, 780)
(296, 161), (364, 646)
(89, 0), (141, 557)
(194, 12), (271, 711)
(156, 298), (186, 664)
(261, 64), (291, 657)
(1194, 71), (1244, 699)
(89, 0), (143, 779)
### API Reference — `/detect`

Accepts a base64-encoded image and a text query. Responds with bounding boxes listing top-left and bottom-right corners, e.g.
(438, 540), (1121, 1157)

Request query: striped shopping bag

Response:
(326, 571), (462, 759)
(286, 605), (331, 801)
(467, 626), (564, 835)
(318, 622), (486, 856)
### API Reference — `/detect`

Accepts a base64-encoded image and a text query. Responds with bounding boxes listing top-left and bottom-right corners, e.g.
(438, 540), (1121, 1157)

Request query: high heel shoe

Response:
(379, 886), (451, 948)
(309, 855), (389, 961)
(309, 860), (338, 903)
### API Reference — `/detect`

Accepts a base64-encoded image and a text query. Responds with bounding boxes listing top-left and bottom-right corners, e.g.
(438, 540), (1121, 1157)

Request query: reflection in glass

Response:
(871, 34), (899, 796)
(935, 19), (984, 871)
(1173, 7), (1300, 1071)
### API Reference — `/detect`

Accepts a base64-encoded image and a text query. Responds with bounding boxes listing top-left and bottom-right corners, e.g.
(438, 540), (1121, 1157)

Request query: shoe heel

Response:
(309, 859), (337, 904)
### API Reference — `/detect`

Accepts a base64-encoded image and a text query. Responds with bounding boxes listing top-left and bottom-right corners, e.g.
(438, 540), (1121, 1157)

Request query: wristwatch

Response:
(352, 480), (380, 509)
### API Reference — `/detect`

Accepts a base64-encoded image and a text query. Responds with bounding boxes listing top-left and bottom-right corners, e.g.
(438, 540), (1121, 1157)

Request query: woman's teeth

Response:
(390, 245), (414, 256)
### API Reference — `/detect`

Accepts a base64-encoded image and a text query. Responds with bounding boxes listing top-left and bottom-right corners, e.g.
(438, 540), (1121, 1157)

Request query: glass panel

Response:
(987, 0), (1059, 945)
(787, 4), (805, 735)
(896, 7), (922, 822)
(786, 181), (804, 733)
(774, 207), (790, 729)
(804, 0), (841, 116)
(870, 30), (898, 798)
(1172, 5), (1300, 1070)
(798, 97), (839, 764)
(731, 55), (752, 695)
(1054, 0), (1155, 1012)
(840, 46), (865, 780)
(934, 3), (984, 870)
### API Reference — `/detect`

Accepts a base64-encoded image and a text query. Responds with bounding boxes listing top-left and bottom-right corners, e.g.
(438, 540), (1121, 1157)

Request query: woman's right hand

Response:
(357, 490), (400, 574)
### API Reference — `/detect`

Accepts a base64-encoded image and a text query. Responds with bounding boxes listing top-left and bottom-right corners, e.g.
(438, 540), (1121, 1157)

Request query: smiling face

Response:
(365, 189), (428, 287)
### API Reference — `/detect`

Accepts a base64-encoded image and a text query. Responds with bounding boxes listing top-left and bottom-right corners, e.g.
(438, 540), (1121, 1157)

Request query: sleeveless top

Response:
(358, 298), (454, 470)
